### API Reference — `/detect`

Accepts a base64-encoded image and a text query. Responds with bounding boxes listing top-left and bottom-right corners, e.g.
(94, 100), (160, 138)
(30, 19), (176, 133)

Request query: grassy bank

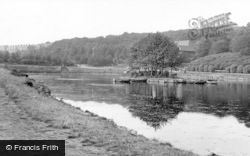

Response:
(0, 68), (198, 156)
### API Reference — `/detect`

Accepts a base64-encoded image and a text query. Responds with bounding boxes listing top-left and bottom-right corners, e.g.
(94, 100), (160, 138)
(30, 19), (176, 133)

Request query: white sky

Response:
(0, 0), (249, 45)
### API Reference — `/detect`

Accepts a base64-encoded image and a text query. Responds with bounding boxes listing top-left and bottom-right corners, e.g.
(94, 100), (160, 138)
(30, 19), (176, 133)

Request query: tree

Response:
(195, 38), (212, 57)
(9, 52), (21, 64)
(231, 34), (250, 55)
(3, 51), (10, 63)
(247, 22), (250, 28)
(240, 47), (250, 56)
(0, 52), (4, 63)
(129, 33), (181, 76)
(210, 39), (229, 54)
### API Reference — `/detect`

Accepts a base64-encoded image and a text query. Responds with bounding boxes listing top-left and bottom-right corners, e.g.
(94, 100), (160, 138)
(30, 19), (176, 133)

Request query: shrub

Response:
(162, 70), (169, 77)
(199, 64), (204, 72)
(231, 34), (250, 53)
(240, 47), (250, 56)
(208, 65), (215, 72)
(188, 53), (250, 71)
(210, 39), (229, 54)
(230, 64), (238, 73)
(237, 65), (244, 73)
(203, 65), (208, 72)
(144, 71), (151, 77)
(169, 73), (177, 78)
(194, 66), (198, 71)
(225, 66), (230, 73)
(213, 64), (219, 70)
(131, 72), (139, 77)
(192, 66), (196, 71)
(219, 62), (228, 70)
(243, 65), (250, 74)
(188, 66), (195, 71)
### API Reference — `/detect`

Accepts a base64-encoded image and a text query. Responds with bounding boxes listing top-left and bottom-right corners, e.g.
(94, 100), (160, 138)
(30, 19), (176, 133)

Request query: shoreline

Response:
(0, 68), (198, 156)
(2, 64), (250, 82)
(2, 64), (124, 75)
(178, 71), (250, 82)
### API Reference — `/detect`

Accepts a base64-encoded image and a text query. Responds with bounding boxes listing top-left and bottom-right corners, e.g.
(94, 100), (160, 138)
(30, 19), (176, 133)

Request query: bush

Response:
(131, 72), (139, 77)
(138, 71), (144, 76)
(21, 59), (35, 65)
(230, 64), (238, 73)
(162, 70), (169, 77)
(188, 53), (250, 71)
(194, 65), (199, 71)
(203, 65), (208, 72)
(240, 47), (250, 56)
(187, 66), (194, 71)
(225, 66), (230, 73)
(169, 73), (177, 78)
(243, 65), (250, 74)
(237, 65), (244, 73)
(210, 39), (229, 54)
(208, 65), (215, 72)
(213, 64), (219, 70)
(231, 34), (250, 53)
(219, 62), (228, 70)
(144, 71), (151, 77)
(190, 66), (195, 71)
(199, 64), (204, 72)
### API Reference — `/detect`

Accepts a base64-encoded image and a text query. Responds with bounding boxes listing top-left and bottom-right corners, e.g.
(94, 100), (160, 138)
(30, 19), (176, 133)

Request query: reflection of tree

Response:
(127, 83), (184, 130)
(182, 83), (250, 128)
(126, 82), (250, 129)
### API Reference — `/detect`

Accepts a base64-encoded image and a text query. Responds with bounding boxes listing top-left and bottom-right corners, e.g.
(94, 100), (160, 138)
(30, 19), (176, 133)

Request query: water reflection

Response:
(125, 82), (250, 129)
(45, 74), (250, 129)
(126, 83), (184, 130)
(62, 99), (250, 156)
(31, 74), (250, 156)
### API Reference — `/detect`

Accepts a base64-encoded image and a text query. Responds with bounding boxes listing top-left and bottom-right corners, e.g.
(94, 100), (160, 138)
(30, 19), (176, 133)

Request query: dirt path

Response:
(0, 68), (198, 156)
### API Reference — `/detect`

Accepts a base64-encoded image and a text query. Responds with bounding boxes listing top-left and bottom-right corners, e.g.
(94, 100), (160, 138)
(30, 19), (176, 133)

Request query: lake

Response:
(30, 73), (250, 156)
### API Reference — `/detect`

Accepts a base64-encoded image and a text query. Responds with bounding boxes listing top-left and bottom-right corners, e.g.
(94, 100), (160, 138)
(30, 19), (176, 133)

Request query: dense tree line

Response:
(1, 25), (250, 67)
(195, 24), (250, 58)
(187, 24), (250, 73)
(0, 30), (190, 66)
(0, 49), (74, 66)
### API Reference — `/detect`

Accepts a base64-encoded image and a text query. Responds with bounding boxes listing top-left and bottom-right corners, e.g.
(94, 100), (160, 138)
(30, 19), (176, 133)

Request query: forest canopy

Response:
(0, 25), (250, 67)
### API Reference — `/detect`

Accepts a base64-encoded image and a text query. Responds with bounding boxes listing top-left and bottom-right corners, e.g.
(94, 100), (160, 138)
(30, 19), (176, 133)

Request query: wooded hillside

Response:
(1, 24), (250, 67)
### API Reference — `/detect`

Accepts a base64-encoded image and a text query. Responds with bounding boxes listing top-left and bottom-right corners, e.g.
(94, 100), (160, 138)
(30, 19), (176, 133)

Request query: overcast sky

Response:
(0, 0), (249, 45)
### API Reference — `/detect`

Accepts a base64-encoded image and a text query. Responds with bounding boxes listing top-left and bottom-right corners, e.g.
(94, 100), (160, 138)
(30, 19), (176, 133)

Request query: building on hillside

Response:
(175, 40), (196, 62)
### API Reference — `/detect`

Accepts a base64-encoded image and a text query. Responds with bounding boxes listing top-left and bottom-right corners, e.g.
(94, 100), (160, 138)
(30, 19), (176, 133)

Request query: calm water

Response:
(31, 73), (250, 156)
